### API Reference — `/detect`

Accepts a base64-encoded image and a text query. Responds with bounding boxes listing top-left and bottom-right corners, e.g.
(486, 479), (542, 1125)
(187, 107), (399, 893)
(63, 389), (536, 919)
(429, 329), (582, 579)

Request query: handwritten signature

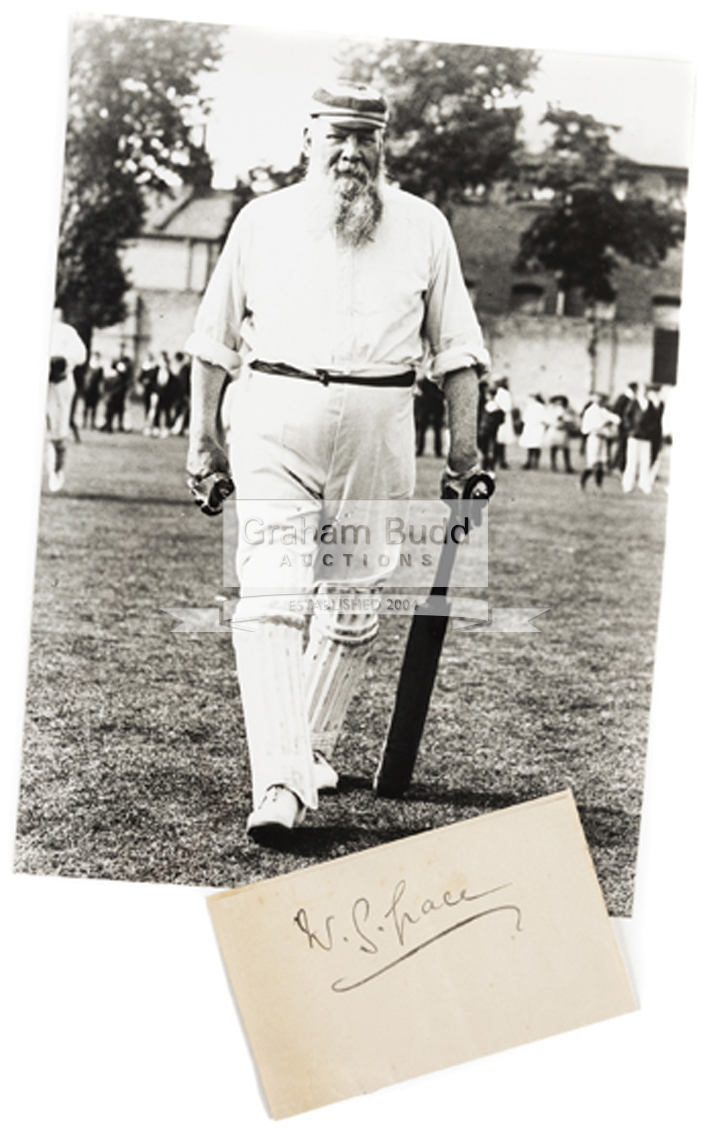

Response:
(293, 878), (522, 992)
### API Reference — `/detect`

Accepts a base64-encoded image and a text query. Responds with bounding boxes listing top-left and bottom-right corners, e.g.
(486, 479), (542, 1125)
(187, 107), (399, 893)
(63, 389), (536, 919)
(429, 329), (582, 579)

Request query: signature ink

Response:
(352, 897), (379, 954)
(384, 879), (420, 946)
(293, 876), (521, 992)
(331, 904), (523, 992)
(293, 908), (335, 951)
(384, 879), (512, 946)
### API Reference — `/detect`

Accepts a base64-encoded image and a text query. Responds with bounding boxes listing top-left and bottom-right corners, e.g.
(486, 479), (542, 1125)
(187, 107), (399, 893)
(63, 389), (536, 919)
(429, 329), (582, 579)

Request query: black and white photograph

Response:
(3, 2), (708, 1128)
(12, 11), (693, 912)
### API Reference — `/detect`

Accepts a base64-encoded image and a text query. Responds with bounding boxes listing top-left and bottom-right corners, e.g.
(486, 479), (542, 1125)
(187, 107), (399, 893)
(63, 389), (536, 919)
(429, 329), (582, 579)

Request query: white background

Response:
(2, 3), (707, 1128)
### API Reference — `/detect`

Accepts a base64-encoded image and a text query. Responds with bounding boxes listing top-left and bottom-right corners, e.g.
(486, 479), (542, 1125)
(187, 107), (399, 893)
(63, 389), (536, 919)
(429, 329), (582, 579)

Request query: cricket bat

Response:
(373, 477), (493, 799)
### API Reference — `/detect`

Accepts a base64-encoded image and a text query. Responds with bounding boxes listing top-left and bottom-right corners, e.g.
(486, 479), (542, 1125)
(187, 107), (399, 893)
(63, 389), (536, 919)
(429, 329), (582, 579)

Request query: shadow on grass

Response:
(243, 823), (412, 860)
(403, 782), (533, 809)
(65, 493), (193, 507)
(333, 773), (377, 794)
(236, 799), (640, 868)
(373, 780), (639, 851)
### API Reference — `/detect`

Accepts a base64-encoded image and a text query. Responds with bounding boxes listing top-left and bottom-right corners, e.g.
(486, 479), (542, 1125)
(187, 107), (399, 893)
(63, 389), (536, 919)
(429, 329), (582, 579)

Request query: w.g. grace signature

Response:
(293, 878), (523, 992)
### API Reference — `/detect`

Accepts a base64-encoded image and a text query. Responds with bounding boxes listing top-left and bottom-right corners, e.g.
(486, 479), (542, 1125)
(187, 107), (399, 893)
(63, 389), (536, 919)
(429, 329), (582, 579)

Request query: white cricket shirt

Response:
(186, 181), (489, 382)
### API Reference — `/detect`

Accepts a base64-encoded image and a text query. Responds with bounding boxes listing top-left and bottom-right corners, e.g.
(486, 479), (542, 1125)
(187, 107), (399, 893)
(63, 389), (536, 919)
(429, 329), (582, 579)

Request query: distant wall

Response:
(96, 300), (658, 411)
(480, 312), (655, 409)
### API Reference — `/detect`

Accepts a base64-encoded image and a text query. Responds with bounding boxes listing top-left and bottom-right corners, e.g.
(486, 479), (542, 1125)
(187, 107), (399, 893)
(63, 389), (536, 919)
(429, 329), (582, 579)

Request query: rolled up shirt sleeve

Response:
(424, 213), (490, 382)
(185, 214), (246, 376)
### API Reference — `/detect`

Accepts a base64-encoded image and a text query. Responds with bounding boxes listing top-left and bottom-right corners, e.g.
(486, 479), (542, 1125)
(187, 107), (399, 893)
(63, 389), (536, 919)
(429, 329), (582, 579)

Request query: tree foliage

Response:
(57, 15), (224, 343)
(338, 38), (539, 208)
(514, 106), (684, 304)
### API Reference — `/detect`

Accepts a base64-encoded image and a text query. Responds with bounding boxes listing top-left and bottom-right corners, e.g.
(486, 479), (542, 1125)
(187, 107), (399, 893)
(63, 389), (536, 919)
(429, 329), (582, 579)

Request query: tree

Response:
(56, 15), (224, 346)
(513, 106), (684, 388)
(514, 107), (684, 307)
(338, 38), (539, 209)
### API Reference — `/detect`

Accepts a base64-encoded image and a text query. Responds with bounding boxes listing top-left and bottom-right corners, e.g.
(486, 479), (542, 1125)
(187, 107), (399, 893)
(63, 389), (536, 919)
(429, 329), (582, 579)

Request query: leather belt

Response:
(250, 359), (415, 388)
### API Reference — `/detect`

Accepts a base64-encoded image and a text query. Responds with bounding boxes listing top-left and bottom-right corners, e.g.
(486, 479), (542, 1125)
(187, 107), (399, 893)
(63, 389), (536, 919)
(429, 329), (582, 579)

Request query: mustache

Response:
(334, 168), (368, 181)
(328, 160), (371, 181)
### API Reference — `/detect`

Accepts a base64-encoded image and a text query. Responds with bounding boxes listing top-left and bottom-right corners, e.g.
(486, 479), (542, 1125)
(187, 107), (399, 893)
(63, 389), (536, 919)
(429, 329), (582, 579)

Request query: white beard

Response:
(305, 163), (385, 248)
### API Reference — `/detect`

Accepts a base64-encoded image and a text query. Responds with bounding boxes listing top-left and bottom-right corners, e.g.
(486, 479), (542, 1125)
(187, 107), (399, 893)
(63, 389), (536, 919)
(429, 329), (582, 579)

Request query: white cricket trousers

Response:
(622, 437), (653, 494)
(227, 370), (416, 809)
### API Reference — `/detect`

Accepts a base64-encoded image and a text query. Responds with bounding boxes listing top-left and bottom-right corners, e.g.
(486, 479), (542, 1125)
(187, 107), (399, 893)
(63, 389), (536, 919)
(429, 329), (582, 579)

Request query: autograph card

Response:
(208, 790), (635, 1117)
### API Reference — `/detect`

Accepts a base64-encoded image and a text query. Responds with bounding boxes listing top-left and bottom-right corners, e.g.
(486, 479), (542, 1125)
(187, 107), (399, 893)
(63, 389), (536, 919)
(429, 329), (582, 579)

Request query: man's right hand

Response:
(186, 439), (234, 516)
(186, 437), (230, 483)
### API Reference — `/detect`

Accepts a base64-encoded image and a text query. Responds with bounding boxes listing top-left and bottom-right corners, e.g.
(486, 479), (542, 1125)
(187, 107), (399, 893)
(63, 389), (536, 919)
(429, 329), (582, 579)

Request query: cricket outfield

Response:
(14, 416), (668, 914)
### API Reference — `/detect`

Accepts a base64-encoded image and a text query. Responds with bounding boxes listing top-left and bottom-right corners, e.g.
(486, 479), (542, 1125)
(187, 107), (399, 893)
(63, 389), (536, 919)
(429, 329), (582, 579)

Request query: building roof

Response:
(615, 159), (689, 181)
(141, 187), (235, 241)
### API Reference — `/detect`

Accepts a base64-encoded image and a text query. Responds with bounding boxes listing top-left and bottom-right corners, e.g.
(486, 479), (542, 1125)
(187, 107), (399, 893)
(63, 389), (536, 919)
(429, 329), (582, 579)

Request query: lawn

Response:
(14, 411), (668, 914)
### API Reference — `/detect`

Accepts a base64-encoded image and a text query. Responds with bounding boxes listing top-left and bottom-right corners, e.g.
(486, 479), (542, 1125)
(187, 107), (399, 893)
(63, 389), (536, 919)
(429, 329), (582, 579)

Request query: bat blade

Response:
(373, 598), (450, 798)
(373, 487), (492, 799)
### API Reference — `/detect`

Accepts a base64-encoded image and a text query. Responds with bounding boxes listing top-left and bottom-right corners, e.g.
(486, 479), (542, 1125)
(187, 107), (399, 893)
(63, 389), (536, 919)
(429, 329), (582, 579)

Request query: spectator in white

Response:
(46, 308), (87, 492)
(580, 393), (619, 490)
(545, 394), (576, 473)
(519, 394), (547, 470)
(622, 384), (664, 494)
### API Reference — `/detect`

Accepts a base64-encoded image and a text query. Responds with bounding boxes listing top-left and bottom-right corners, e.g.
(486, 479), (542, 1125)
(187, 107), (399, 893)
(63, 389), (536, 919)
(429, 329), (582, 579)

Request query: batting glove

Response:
(441, 463), (496, 501)
(187, 471), (235, 516)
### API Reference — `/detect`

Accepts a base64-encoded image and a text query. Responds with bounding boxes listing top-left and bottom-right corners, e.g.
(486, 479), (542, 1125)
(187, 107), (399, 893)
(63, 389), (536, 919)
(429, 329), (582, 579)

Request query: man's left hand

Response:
(441, 464), (496, 501)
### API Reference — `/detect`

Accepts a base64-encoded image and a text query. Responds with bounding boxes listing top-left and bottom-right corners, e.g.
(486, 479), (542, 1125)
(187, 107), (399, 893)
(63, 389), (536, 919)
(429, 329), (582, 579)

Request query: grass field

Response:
(14, 405), (669, 914)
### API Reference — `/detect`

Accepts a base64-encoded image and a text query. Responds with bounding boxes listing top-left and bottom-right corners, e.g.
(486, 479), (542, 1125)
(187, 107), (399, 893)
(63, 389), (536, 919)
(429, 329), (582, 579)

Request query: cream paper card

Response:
(208, 790), (635, 1118)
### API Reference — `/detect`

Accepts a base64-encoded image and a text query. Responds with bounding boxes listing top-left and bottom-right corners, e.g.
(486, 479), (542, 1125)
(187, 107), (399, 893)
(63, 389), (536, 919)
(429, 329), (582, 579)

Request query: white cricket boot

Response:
(246, 785), (306, 840)
(313, 753), (339, 792)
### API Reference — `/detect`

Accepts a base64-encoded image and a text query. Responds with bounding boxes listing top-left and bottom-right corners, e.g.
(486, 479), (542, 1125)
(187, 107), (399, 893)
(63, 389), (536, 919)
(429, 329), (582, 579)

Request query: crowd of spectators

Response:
(415, 372), (667, 495)
(68, 349), (192, 439)
(69, 350), (666, 496)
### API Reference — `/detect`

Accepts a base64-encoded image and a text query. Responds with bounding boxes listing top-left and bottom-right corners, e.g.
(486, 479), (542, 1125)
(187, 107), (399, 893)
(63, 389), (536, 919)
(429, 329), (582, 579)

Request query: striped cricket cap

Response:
(309, 81), (388, 129)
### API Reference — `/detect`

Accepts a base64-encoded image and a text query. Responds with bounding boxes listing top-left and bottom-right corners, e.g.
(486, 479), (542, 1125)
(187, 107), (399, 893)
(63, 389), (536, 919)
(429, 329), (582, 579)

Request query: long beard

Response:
(306, 164), (385, 248)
